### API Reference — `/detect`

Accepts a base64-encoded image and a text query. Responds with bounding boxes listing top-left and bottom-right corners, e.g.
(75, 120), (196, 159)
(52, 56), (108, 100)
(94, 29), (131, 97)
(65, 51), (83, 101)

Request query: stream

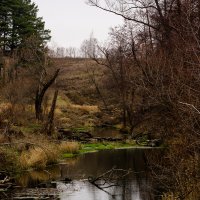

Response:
(3, 148), (160, 200)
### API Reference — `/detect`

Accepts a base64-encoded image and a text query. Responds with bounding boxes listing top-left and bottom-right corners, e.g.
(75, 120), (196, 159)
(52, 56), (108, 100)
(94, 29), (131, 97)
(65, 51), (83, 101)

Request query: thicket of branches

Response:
(86, 0), (200, 199)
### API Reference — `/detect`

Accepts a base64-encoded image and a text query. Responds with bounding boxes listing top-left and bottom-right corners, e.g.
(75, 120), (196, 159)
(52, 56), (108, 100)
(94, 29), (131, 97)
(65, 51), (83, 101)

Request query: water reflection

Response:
(17, 166), (61, 187)
(12, 149), (155, 200)
(57, 180), (143, 200)
(59, 149), (148, 179)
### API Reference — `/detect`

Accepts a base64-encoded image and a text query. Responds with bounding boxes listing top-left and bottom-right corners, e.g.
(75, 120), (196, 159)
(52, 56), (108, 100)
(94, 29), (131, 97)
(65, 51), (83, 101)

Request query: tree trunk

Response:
(35, 69), (60, 121)
(43, 90), (58, 135)
(35, 89), (43, 121)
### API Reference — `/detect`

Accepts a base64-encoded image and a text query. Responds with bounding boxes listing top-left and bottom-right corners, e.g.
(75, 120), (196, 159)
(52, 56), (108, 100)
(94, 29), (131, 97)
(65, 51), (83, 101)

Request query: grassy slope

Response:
(52, 58), (115, 130)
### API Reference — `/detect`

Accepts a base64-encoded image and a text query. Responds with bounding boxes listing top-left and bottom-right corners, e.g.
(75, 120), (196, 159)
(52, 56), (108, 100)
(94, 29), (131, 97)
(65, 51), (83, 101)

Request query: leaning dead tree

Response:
(35, 69), (60, 121)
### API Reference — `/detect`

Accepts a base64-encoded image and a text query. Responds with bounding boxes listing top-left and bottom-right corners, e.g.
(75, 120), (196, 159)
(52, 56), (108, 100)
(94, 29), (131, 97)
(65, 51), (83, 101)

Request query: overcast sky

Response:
(33, 0), (123, 48)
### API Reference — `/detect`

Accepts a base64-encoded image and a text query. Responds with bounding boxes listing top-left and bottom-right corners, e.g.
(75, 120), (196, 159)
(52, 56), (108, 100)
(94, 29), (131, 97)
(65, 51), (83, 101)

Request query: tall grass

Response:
(18, 137), (80, 170)
(59, 141), (81, 154)
(18, 135), (61, 169)
(20, 147), (47, 169)
(19, 144), (60, 170)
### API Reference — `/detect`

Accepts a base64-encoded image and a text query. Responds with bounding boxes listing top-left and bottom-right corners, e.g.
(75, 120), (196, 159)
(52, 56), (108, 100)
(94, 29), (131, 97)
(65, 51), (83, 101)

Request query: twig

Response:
(179, 101), (200, 114)
(88, 167), (133, 188)
(0, 176), (9, 184)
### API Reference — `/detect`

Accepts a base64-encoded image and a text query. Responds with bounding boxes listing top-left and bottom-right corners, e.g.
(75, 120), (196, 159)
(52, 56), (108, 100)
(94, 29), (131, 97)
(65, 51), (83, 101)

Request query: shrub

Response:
(19, 141), (60, 170)
(19, 147), (47, 169)
(59, 141), (80, 154)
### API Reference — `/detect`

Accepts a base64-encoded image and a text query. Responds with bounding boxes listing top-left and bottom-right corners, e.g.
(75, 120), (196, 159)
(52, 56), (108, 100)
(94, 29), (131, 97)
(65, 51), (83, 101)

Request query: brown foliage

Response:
(88, 0), (200, 198)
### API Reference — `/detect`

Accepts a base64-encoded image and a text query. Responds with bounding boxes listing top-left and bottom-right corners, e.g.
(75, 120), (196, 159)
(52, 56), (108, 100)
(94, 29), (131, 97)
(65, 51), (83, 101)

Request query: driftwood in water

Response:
(88, 167), (132, 185)
(57, 127), (125, 142)
(57, 128), (93, 141)
(136, 138), (162, 147)
(88, 167), (132, 196)
(0, 172), (15, 191)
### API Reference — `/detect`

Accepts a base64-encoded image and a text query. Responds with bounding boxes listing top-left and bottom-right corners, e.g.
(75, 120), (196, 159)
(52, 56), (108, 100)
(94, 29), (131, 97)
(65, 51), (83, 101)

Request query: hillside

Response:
(51, 58), (120, 130)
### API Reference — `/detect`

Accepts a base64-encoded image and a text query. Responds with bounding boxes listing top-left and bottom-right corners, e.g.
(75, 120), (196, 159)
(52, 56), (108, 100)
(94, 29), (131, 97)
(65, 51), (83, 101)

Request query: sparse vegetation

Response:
(0, 0), (199, 199)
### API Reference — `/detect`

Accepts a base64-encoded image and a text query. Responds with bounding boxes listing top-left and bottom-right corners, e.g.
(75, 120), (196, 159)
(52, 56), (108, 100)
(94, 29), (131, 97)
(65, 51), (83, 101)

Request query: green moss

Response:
(20, 123), (42, 134)
(62, 153), (78, 158)
(80, 141), (137, 153)
(82, 143), (114, 150)
(71, 126), (94, 133)
(61, 141), (137, 158)
(79, 149), (98, 154)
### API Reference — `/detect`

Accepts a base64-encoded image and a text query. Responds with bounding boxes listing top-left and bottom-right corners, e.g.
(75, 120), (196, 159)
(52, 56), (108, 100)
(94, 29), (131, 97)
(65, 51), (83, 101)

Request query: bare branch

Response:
(179, 101), (200, 114)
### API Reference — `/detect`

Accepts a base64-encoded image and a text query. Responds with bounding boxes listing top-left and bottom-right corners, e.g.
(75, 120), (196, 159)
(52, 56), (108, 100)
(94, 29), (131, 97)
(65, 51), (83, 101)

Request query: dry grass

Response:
(70, 104), (99, 113)
(59, 141), (81, 154)
(162, 193), (178, 200)
(0, 134), (8, 143)
(0, 132), (80, 170)
(43, 58), (104, 129)
(17, 134), (81, 169)
(55, 108), (63, 115)
(19, 144), (59, 170)
(19, 147), (48, 169)
(0, 103), (12, 114)
(42, 142), (60, 164)
(18, 135), (60, 169)
(45, 92), (100, 128)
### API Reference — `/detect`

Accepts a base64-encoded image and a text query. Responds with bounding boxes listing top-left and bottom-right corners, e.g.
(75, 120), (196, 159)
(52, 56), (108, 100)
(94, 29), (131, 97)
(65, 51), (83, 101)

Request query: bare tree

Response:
(35, 68), (60, 121)
(86, 1), (200, 198)
(17, 36), (60, 121)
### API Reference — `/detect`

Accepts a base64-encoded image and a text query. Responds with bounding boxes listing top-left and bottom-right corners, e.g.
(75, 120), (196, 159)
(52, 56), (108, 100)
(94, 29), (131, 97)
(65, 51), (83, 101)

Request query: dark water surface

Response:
(7, 149), (158, 200)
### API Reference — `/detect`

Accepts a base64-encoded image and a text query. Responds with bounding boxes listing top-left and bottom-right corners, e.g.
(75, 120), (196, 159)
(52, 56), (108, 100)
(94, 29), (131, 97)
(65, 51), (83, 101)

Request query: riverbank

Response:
(62, 140), (138, 158)
(0, 122), (164, 173)
(0, 137), (144, 195)
(0, 138), (140, 172)
(1, 148), (159, 200)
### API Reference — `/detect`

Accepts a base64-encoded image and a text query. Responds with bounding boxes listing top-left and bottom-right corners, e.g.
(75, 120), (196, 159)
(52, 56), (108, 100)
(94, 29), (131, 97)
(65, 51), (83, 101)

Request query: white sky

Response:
(33, 0), (123, 48)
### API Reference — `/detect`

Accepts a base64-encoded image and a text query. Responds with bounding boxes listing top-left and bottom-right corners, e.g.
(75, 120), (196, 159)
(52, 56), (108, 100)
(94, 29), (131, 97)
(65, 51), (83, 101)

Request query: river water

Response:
(5, 148), (159, 200)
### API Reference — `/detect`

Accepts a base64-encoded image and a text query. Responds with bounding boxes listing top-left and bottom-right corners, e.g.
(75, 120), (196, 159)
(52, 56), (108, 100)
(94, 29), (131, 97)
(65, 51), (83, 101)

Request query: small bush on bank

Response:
(19, 141), (60, 170)
(59, 141), (81, 154)
(19, 147), (47, 169)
